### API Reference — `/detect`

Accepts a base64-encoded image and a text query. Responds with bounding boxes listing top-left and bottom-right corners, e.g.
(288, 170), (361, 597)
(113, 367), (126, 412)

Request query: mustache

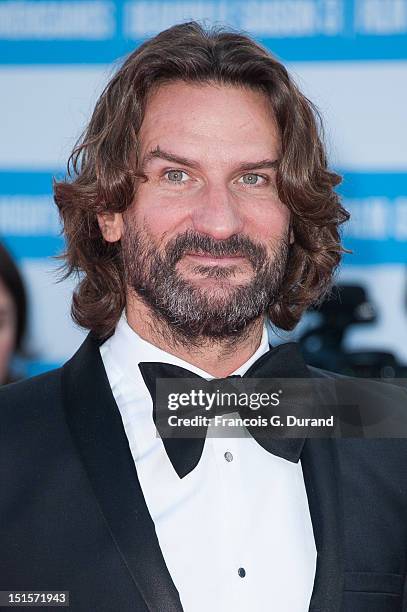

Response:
(164, 230), (268, 270)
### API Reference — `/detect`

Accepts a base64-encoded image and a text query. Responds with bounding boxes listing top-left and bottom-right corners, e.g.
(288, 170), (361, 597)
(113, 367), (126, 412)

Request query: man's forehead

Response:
(138, 82), (280, 167)
(139, 81), (278, 133)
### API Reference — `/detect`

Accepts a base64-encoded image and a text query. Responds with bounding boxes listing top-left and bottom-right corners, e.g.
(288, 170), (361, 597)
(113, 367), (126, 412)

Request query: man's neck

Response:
(125, 296), (266, 378)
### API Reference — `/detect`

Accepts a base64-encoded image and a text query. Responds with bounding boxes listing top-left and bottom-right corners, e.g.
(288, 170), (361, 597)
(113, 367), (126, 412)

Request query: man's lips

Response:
(183, 252), (247, 265)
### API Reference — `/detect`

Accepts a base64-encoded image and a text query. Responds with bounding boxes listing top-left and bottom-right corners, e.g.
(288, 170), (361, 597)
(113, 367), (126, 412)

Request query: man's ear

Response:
(97, 212), (124, 243)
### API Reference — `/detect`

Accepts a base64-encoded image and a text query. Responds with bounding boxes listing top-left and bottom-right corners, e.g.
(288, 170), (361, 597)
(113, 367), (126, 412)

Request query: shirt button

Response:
(238, 567), (246, 578)
(224, 451), (233, 462)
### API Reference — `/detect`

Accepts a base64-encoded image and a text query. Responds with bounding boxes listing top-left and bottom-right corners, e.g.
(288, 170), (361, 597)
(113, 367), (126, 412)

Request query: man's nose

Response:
(191, 184), (244, 240)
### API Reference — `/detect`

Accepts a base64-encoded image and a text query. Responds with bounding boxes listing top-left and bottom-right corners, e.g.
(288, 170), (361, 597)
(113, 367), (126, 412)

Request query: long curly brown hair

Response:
(54, 21), (349, 339)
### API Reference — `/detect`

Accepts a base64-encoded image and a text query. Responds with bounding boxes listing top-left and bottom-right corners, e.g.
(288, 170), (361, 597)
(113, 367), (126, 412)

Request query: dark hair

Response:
(0, 241), (27, 352)
(54, 21), (350, 339)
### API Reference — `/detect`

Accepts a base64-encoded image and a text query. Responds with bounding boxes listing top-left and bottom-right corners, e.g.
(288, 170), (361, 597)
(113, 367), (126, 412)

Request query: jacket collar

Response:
(61, 331), (184, 611)
(61, 332), (344, 611)
(302, 438), (344, 610)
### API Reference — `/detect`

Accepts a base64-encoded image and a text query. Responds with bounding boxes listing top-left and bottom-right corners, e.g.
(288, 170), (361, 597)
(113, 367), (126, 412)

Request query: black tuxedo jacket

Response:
(1, 332), (407, 612)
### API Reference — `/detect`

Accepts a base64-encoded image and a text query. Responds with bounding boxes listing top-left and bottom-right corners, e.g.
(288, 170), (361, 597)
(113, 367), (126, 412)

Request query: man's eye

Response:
(165, 170), (189, 183)
(238, 173), (267, 186)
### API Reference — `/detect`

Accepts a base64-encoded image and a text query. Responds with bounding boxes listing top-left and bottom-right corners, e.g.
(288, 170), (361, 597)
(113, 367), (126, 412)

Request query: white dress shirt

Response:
(100, 312), (316, 612)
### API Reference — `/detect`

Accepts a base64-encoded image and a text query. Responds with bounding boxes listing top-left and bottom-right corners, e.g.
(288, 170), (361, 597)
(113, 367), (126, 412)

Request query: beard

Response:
(121, 220), (290, 343)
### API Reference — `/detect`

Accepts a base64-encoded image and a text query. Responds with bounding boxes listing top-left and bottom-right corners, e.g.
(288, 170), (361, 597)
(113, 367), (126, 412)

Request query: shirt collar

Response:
(105, 311), (270, 384)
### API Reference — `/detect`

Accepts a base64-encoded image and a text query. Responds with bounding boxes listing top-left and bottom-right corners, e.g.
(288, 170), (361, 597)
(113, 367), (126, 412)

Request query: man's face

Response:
(121, 81), (292, 340)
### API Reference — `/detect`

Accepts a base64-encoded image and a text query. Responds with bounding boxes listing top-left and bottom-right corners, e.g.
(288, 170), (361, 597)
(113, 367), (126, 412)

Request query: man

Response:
(1, 21), (407, 612)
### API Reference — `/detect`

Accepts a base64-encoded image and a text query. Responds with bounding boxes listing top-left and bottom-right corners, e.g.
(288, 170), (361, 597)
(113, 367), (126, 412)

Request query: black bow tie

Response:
(139, 342), (311, 478)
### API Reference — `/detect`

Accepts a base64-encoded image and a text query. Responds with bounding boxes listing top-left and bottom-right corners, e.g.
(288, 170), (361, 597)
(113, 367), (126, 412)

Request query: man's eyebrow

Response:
(141, 147), (200, 170)
(141, 146), (279, 172)
(235, 159), (279, 172)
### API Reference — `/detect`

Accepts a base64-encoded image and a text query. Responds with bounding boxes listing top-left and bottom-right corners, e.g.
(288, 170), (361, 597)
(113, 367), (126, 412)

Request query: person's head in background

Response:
(0, 242), (27, 384)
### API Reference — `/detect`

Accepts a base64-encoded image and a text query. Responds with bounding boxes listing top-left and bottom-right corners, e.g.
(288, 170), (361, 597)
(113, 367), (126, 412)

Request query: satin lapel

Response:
(61, 333), (183, 612)
(301, 437), (344, 611)
(259, 343), (344, 609)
